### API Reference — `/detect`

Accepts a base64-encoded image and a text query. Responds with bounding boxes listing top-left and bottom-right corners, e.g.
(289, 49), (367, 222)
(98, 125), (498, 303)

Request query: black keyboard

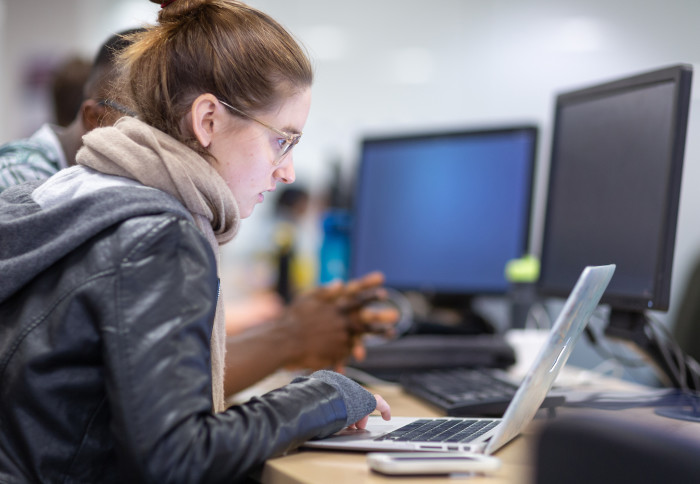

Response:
(374, 418), (500, 443)
(346, 334), (516, 382)
(400, 367), (565, 417)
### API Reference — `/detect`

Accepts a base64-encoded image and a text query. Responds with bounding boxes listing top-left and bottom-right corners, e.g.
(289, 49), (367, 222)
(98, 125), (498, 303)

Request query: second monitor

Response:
(536, 64), (693, 388)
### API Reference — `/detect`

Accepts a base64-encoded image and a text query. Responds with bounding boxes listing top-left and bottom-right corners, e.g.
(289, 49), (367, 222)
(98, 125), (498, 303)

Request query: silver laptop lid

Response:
(484, 264), (615, 454)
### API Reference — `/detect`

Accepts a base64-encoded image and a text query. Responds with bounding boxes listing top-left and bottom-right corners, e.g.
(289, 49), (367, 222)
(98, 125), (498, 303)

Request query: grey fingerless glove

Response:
(293, 370), (376, 426)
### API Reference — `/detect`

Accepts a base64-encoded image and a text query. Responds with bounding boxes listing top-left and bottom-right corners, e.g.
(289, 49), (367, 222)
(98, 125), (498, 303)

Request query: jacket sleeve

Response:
(100, 215), (348, 483)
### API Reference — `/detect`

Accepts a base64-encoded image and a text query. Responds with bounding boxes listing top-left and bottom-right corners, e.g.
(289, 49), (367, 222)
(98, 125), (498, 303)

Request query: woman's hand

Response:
(347, 393), (392, 430)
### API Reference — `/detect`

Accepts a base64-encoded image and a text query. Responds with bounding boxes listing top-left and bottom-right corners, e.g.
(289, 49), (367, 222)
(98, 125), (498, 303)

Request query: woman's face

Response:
(209, 88), (312, 219)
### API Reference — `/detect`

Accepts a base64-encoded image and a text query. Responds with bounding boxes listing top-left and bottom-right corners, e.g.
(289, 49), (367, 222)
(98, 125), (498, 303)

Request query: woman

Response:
(0, 1), (390, 482)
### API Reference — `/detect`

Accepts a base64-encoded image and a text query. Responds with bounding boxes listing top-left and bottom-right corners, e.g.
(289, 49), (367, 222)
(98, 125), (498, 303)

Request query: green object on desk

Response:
(505, 255), (540, 283)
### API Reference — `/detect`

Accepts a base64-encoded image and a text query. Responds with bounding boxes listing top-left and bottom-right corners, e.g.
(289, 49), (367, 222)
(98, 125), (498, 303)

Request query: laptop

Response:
(303, 264), (615, 455)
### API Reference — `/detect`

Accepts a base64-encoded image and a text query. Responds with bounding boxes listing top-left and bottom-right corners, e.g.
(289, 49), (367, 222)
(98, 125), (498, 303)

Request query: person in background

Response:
(273, 186), (313, 303)
(0, 29), (140, 192)
(0, 1), (392, 482)
(50, 56), (92, 127)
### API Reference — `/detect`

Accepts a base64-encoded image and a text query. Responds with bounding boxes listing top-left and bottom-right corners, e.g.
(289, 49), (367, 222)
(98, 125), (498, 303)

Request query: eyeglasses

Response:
(218, 99), (302, 165)
(96, 99), (137, 117)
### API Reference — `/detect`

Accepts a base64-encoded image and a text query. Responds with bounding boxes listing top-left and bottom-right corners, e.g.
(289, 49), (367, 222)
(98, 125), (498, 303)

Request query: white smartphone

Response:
(367, 451), (502, 476)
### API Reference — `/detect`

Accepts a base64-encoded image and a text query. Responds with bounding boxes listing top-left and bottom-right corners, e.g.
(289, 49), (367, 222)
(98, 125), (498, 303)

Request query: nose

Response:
(274, 157), (296, 184)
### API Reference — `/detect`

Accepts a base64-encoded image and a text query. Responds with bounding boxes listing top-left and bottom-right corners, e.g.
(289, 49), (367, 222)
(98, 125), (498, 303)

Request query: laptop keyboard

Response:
(374, 418), (499, 443)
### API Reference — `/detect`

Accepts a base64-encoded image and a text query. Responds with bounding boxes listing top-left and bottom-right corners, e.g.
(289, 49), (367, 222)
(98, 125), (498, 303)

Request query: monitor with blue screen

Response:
(350, 125), (537, 328)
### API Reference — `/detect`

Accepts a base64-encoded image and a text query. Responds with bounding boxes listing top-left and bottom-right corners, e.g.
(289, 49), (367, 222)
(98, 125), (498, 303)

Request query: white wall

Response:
(0, 0), (159, 139)
(2, 0), (700, 333)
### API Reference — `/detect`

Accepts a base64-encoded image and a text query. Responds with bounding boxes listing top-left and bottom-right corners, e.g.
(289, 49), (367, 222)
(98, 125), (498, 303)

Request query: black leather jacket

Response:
(0, 183), (347, 483)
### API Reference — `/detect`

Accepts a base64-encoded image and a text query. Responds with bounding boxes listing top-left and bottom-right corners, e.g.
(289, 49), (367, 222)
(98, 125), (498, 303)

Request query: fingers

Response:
(355, 271), (385, 289)
(337, 271), (386, 300)
(347, 306), (400, 338)
(351, 414), (370, 430)
(351, 393), (392, 430)
(374, 394), (392, 420)
(351, 339), (366, 361)
(338, 288), (386, 314)
(299, 271), (386, 304)
(312, 272), (388, 314)
(312, 279), (344, 301)
(359, 306), (400, 324)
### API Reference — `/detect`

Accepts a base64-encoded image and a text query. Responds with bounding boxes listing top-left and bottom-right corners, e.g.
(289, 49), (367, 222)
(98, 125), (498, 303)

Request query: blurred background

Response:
(2, 0), (700, 380)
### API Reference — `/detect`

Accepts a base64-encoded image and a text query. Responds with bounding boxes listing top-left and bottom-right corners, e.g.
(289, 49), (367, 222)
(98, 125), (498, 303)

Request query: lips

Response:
(257, 186), (276, 203)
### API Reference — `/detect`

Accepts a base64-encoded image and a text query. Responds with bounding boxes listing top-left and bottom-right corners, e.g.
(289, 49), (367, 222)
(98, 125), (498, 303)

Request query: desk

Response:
(255, 370), (700, 483)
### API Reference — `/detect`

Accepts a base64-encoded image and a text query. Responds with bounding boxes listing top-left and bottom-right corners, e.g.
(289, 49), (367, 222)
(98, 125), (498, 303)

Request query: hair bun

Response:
(148, 0), (188, 11)
(153, 0), (205, 23)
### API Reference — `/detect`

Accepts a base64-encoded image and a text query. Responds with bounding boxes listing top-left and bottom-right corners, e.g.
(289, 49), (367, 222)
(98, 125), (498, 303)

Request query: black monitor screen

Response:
(538, 65), (692, 312)
(350, 126), (537, 295)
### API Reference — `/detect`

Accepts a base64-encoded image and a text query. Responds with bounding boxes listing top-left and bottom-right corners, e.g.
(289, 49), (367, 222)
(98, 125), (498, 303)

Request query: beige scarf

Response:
(77, 116), (240, 413)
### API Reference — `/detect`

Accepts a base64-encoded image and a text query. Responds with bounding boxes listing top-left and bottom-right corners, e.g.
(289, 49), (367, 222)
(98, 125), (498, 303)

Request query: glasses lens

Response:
(277, 135), (301, 161)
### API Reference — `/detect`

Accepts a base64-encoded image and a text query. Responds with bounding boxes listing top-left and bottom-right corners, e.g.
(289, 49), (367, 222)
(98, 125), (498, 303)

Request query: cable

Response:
(644, 313), (700, 392)
(524, 300), (699, 391)
(523, 301), (552, 330)
(584, 309), (649, 369)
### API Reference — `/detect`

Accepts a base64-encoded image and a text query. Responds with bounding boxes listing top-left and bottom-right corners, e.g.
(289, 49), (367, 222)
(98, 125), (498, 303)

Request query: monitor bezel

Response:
(350, 124), (539, 297)
(537, 64), (693, 312)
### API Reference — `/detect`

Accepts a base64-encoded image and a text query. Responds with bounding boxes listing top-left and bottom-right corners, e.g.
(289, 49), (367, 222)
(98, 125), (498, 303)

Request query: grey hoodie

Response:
(0, 175), (191, 304)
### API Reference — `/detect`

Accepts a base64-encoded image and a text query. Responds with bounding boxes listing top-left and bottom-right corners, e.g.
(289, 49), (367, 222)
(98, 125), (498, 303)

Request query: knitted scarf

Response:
(76, 116), (240, 413)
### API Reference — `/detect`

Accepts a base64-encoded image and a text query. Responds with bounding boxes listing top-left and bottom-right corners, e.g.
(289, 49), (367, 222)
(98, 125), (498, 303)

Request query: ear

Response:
(190, 93), (222, 149)
(81, 99), (104, 132)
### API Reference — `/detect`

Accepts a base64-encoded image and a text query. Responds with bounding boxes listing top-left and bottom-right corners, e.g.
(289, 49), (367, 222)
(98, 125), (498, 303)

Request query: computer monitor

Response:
(350, 125), (537, 331)
(537, 64), (693, 387)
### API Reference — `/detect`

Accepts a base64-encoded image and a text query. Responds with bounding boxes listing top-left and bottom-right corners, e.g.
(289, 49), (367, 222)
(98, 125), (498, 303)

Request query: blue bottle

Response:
(318, 209), (351, 284)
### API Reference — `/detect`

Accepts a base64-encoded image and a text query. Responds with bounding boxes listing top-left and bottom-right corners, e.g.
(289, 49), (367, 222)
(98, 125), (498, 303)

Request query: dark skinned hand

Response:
(280, 286), (352, 370)
(284, 271), (400, 371)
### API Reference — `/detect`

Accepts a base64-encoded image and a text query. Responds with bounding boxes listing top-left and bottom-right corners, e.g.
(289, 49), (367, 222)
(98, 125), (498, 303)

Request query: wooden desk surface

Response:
(254, 371), (700, 484)
(259, 382), (542, 484)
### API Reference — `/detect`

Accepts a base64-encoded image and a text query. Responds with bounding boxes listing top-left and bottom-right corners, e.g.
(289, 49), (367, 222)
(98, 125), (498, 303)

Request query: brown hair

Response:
(116, 0), (313, 157)
(85, 27), (147, 103)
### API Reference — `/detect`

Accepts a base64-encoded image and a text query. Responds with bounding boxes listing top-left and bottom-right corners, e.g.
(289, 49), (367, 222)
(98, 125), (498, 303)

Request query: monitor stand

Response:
(604, 309), (700, 422)
(655, 405), (700, 423)
(412, 294), (496, 336)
